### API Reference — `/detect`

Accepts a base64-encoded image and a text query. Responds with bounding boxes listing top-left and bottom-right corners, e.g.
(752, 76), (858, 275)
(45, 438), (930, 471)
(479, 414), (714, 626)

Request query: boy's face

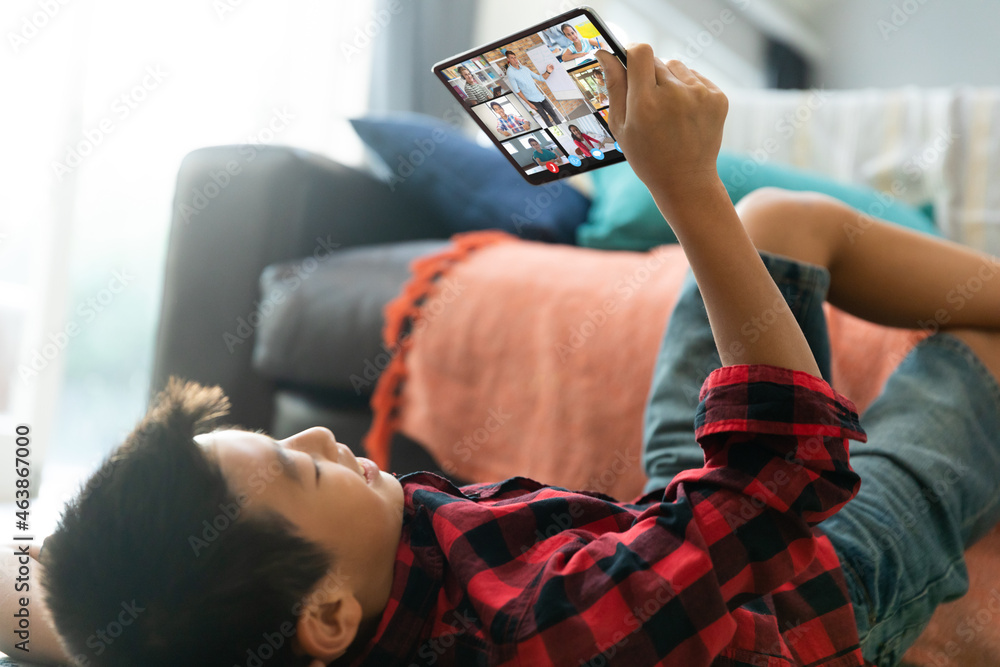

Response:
(196, 427), (405, 612)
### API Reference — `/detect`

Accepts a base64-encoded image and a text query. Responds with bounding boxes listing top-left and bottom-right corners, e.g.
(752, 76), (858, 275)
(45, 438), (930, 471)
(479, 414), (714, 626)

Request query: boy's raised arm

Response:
(596, 47), (822, 378)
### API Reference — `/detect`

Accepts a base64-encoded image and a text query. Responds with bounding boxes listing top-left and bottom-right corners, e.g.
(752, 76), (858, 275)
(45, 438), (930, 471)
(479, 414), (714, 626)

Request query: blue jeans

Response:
(642, 251), (1000, 666)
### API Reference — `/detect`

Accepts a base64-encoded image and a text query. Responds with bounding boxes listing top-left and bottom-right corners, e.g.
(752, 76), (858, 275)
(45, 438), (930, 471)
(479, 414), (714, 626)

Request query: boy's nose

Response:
(284, 426), (338, 458)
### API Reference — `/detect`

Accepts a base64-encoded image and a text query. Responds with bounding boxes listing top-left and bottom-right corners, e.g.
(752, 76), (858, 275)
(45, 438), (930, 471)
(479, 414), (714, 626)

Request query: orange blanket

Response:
(363, 231), (1000, 666)
(365, 231), (929, 499)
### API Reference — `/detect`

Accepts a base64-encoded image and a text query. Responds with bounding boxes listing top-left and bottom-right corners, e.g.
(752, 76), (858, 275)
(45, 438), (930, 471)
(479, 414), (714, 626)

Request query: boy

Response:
(24, 46), (1000, 666)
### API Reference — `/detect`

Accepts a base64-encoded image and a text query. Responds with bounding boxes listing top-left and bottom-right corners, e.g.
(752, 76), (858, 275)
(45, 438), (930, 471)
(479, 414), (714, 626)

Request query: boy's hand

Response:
(597, 45), (822, 378)
(595, 46), (727, 201)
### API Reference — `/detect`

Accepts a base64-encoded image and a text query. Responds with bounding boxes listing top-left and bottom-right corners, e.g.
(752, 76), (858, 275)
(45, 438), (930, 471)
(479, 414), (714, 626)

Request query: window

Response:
(1, 0), (375, 531)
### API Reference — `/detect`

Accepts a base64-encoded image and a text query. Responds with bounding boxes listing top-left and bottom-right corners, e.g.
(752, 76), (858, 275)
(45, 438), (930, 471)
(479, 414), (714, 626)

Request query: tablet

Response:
(432, 6), (628, 186)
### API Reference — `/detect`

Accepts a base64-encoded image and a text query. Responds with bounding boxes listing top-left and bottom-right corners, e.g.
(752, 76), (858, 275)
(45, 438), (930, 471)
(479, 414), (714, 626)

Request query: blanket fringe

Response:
(363, 230), (520, 471)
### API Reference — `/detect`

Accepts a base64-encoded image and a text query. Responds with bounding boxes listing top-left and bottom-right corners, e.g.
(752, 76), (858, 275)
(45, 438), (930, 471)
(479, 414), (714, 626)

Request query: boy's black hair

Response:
(40, 378), (333, 667)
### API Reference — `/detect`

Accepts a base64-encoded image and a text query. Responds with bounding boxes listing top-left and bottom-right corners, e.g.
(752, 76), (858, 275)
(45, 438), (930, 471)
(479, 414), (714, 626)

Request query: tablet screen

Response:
(433, 8), (628, 185)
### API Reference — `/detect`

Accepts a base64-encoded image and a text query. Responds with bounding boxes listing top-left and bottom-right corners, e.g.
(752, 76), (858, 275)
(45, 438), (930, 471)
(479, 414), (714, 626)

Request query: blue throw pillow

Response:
(578, 151), (939, 250)
(351, 113), (590, 244)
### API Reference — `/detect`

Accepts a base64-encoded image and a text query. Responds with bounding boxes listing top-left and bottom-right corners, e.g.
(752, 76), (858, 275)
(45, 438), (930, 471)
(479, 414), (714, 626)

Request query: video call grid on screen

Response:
(434, 10), (628, 184)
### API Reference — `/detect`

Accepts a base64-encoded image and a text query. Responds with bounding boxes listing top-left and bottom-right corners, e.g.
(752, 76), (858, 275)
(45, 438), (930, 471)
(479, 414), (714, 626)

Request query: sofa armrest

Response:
(151, 145), (452, 430)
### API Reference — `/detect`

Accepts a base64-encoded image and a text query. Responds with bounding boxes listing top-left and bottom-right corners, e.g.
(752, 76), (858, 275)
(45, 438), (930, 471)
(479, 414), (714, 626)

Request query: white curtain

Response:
(721, 87), (1000, 253)
(0, 0), (374, 520)
(367, 0), (479, 117)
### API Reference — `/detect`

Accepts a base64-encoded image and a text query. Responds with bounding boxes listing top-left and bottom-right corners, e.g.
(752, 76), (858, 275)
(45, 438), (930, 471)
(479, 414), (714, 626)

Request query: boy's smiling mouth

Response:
(359, 458), (378, 485)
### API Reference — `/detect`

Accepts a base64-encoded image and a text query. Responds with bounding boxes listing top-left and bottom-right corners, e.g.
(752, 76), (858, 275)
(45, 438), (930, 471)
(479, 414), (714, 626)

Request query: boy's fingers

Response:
(666, 59), (698, 83)
(689, 68), (723, 92)
(652, 57), (677, 86)
(595, 50), (626, 129)
(624, 43), (656, 92)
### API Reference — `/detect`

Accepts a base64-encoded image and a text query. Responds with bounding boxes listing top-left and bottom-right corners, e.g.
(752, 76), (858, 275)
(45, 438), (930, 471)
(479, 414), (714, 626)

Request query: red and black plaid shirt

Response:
(347, 364), (872, 666)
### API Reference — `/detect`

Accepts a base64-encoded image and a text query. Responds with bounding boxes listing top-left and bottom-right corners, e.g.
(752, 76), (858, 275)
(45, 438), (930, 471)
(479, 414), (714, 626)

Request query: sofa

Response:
(150, 144), (471, 478)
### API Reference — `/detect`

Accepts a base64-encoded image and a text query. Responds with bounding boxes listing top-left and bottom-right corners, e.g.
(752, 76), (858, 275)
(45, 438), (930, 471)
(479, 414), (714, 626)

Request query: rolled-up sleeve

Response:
(676, 363), (866, 525)
(501, 364), (867, 665)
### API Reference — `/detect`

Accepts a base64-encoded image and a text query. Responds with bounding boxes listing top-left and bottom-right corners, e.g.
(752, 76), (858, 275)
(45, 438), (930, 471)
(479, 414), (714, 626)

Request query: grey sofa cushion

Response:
(252, 240), (450, 397)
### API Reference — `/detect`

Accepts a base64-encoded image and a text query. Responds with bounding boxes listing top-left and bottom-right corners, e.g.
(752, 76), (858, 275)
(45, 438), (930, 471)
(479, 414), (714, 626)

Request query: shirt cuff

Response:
(695, 364), (867, 444)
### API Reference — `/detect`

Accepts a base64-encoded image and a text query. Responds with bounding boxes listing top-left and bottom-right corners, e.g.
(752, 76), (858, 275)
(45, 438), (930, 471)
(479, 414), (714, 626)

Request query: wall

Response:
(472, 0), (1000, 91)
(810, 0), (1000, 88)
(473, 0), (779, 89)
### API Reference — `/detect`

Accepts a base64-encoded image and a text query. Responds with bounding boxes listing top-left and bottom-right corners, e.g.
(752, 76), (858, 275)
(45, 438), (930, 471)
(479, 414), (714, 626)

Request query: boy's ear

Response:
(293, 588), (363, 665)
